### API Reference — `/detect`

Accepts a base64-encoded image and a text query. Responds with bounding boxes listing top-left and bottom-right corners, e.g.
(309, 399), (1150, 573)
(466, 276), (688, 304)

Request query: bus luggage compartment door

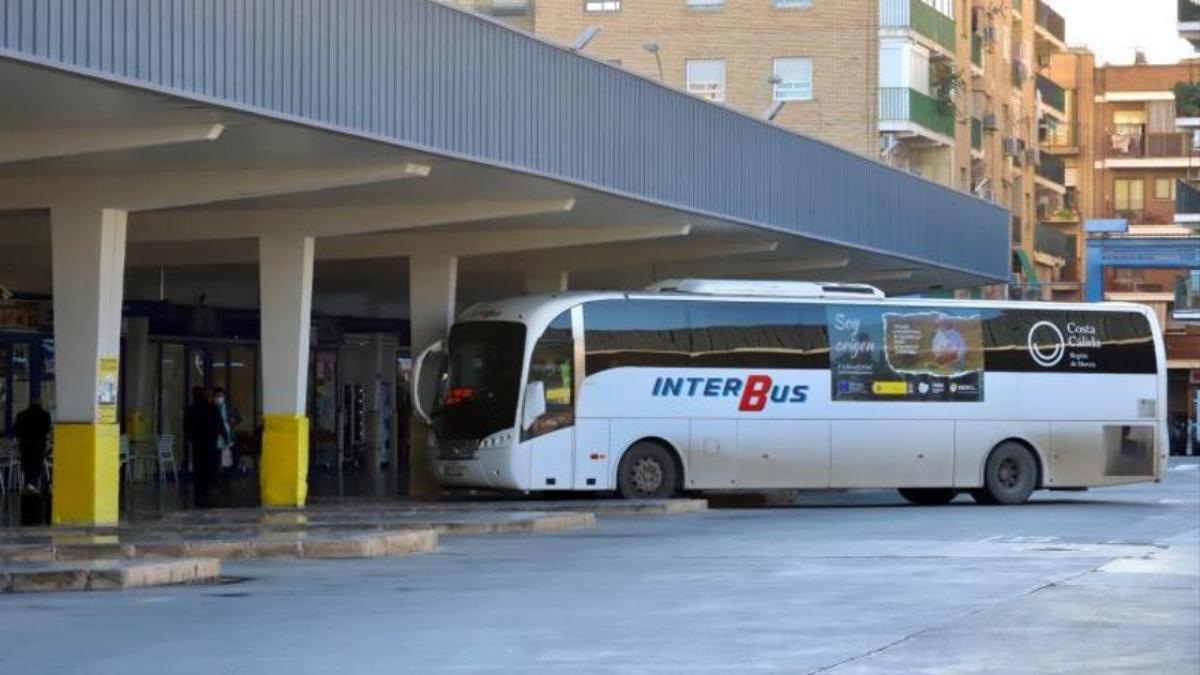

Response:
(735, 420), (831, 488)
(689, 420), (738, 489)
(830, 420), (954, 488)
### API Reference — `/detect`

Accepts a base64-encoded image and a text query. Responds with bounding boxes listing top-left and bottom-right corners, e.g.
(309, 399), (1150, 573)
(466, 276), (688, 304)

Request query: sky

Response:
(1048, 0), (1195, 65)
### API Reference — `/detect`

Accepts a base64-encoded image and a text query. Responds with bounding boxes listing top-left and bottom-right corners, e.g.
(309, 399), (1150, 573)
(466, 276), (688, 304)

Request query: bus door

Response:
(524, 311), (576, 490)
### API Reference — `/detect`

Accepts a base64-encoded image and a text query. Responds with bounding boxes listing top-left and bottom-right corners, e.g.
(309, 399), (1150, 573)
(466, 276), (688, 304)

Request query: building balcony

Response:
(1101, 208), (1181, 226)
(1176, 179), (1200, 228)
(971, 117), (983, 152)
(1035, 152), (1065, 188)
(878, 87), (955, 142)
(1034, 0), (1067, 49)
(1035, 222), (1073, 261)
(880, 0), (957, 54)
(1180, 0), (1200, 48)
(1102, 131), (1199, 167)
(1042, 120), (1079, 153)
(1036, 74), (1065, 116)
(1174, 273), (1200, 323)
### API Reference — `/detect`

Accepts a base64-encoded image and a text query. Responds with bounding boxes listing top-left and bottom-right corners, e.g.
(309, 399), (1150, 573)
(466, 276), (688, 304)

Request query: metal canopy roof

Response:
(0, 0), (1010, 288)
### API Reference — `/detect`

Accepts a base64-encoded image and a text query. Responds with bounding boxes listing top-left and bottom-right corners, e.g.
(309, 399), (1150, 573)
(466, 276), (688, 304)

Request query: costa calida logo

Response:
(651, 375), (808, 412)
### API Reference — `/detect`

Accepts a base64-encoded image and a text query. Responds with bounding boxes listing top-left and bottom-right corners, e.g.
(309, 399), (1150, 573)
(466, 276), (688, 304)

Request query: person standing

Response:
(13, 400), (51, 494)
(184, 386), (222, 508)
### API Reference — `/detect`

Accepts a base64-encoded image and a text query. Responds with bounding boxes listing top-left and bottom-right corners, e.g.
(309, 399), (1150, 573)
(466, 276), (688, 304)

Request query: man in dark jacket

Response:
(184, 386), (224, 508)
(14, 400), (52, 493)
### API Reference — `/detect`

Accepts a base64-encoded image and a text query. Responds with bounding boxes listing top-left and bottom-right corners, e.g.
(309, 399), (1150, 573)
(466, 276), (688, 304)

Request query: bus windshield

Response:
(432, 321), (526, 441)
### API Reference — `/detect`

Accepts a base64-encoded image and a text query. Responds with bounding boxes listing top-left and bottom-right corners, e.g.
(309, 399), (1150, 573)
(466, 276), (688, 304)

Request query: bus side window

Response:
(523, 311), (575, 441)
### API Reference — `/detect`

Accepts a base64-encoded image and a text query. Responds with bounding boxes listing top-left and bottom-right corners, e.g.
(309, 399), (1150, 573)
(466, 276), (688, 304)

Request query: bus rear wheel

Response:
(616, 442), (677, 499)
(897, 488), (958, 506)
(971, 442), (1038, 505)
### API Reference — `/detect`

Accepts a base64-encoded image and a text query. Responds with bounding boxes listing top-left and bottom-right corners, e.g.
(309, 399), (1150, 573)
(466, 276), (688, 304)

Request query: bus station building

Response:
(0, 0), (1008, 524)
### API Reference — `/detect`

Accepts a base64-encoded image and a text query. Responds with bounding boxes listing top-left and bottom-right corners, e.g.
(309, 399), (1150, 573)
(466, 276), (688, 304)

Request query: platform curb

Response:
(433, 512), (596, 535)
(2, 558), (221, 593)
(1, 528), (440, 563)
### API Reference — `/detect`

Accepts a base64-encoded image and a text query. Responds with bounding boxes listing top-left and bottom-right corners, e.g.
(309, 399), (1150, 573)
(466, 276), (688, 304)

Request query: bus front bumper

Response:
(432, 450), (526, 491)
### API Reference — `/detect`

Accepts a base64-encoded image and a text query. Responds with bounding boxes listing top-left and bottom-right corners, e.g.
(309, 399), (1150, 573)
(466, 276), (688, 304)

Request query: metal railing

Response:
(971, 117), (982, 150)
(1177, 179), (1200, 215)
(1035, 0), (1066, 43)
(1043, 120), (1079, 148)
(1175, 274), (1200, 321)
(1036, 74), (1065, 113)
(1036, 152), (1065, 185)
(1101, 209), (1175, 225)
(1106, 131), (1197, 158)
(1181, 0), (1200, 22)
(1035, 223), (1073, 260)
(880, 0), (957, 52)
(878, 87), (955, 137)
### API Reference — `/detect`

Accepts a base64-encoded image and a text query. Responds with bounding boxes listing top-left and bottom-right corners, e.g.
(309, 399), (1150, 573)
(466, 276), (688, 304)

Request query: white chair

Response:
(0, 439), (12, 498)
(156, 433), (178, 484)
(0, 439), (21, 493)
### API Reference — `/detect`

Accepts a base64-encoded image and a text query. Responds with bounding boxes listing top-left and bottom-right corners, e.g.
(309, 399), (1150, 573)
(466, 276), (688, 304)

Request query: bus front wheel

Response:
(897, 488), (958, 506)
(971, 442), (1038, 505)
(616, 442), (677, 499)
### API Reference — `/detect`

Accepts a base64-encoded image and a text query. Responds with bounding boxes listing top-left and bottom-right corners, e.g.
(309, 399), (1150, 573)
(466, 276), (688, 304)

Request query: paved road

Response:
(3, 460), (1197, 674)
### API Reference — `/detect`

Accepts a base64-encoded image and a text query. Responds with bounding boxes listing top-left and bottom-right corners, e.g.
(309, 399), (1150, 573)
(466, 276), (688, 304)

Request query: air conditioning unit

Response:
(1003, 137), (1023, 156)
(982, 26), (997, 44)
(983, 113), (998, 131)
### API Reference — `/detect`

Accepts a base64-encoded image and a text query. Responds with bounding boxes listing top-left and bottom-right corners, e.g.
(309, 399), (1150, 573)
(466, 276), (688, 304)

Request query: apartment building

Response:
(1079, 29), (1200, 444)
(1041, 47), (1095, 300)
(452, 0), (1072, 297)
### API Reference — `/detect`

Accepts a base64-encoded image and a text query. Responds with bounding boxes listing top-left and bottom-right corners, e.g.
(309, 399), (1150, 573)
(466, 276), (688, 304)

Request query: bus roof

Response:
(456, 288), (1158, 333)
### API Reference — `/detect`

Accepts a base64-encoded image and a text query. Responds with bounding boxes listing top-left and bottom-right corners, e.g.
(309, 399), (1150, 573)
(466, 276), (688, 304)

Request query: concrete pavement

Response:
(0, 460), (1196, 673)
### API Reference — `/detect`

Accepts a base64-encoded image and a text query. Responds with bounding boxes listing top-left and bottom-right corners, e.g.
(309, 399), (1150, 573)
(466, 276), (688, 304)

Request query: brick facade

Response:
(532, 0), (880, 157)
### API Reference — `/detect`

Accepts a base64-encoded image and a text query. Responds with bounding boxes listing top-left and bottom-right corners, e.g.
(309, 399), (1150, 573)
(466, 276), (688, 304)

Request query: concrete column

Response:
(49, 205), (127, 526)
(408, 252), (458, 499)
(258, 234), (315, 508)
(524, 268), (569, 294)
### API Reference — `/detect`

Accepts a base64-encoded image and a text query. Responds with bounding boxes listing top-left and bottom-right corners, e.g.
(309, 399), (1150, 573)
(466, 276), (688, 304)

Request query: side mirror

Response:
(411, 340), (445, 425)
(521, 380), (547, 431)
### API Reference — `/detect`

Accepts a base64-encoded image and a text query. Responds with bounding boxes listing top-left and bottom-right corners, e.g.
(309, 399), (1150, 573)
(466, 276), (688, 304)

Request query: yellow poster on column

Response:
(97, 357), (118, 424)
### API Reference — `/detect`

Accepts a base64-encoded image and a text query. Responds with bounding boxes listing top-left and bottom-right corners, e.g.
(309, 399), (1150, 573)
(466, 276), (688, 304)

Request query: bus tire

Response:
(974, 442), (1038, 505)
(616, 442), (677, 499)
(897, 488), (957, 506)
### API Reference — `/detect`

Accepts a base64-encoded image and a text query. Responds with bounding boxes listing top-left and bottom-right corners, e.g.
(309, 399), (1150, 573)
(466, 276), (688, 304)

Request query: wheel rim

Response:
(630, 457), (664, 495)
(997, 457), (1021, 490)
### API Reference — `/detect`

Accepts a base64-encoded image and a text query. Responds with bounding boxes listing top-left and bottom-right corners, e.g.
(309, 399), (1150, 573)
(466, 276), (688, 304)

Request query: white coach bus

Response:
(412, 280), (1167, 505)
